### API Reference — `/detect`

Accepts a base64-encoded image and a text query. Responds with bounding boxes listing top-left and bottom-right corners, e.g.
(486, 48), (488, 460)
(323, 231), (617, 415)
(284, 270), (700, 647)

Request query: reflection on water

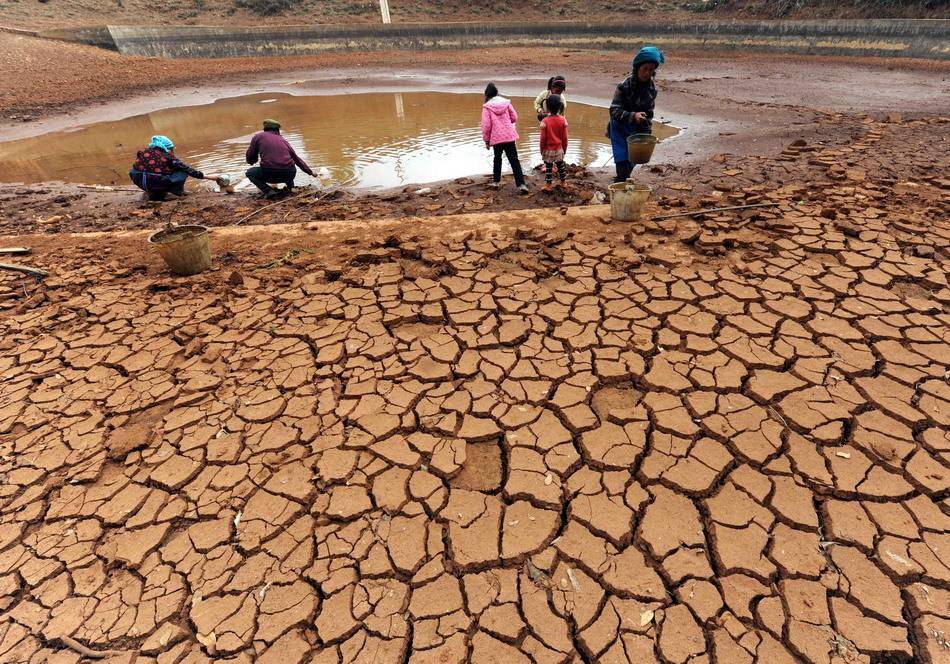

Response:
(0, 91), (679, 188)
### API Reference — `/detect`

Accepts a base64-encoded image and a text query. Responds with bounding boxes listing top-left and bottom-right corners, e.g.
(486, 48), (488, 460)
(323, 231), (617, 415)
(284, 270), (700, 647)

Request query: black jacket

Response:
(609, 75), (657, 130)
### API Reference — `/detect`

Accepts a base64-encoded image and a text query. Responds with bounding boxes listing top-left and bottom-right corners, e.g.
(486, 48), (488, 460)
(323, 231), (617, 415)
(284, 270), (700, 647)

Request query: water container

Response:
(148, 224), (211, 276)
(627, 133), (659, 164)
(608, 182), (652, 222)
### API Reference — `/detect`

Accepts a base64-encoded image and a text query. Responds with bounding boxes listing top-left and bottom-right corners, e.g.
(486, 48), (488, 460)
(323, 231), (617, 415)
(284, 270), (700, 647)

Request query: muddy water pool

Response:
(0, 91), (679, 189)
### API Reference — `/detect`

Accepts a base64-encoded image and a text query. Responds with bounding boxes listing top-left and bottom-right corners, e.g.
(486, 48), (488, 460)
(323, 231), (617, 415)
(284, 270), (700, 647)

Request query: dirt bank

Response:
(2, 38), (948, 243)
(3, 32), (950, 127)
(1, 0), (945, 29)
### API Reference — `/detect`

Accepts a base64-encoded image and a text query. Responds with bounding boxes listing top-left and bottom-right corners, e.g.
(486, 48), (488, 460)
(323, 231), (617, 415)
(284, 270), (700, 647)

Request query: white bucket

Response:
(608, 182), (652, 222)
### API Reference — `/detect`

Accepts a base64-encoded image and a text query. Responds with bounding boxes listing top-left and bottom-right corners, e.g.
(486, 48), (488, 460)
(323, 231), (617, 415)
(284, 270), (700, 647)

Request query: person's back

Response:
(480, 83), (527, 193)
(481, 95), (519, 146)
(129, 135), (203, 201)
(133, 145), (175, 175)
(247, 130), (296, 170)
(540, 114), (568, 152)
(245, 119), (314, 199)
(540, 95), (569, 188)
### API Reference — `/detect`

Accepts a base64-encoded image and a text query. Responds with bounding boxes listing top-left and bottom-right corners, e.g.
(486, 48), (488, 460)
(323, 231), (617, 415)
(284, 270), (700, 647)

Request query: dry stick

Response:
(767, 405), (790, 432)
(77, 185), (138, 192)
(651, 202), (779, 221)
(233, 189), (317, 226)
(0, 247), (30, 255)
(57, 635), (122, 660)
(0, 263), (48, 277)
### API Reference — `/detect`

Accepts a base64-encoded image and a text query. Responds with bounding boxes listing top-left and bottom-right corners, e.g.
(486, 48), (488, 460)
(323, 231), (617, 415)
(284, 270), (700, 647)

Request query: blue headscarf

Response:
(149, 135), (175, 151)
(632, 46), (665, 72)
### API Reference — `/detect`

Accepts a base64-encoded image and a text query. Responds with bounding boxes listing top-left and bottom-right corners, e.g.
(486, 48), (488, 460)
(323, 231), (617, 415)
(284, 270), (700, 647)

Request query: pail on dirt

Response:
(148, 224), (211, 276)
(627, 133), (658, 164)
(609, 182), (652, 222)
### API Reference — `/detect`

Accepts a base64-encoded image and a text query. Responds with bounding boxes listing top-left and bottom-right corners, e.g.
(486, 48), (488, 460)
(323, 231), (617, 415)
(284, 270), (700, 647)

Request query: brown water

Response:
(0, 91), (679, 189)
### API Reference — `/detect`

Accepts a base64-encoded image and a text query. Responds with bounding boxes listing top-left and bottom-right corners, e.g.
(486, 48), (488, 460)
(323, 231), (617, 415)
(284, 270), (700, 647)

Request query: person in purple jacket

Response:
(245, 119), (315, 199)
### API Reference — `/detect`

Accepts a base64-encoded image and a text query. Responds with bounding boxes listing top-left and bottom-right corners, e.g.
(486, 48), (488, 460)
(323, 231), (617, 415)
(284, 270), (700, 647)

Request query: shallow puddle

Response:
(0, 91), (679, 189)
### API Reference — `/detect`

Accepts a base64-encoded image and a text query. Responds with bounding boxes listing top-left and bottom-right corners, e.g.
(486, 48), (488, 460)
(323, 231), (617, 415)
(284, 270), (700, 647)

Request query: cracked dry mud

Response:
(0, 116), (948, 664)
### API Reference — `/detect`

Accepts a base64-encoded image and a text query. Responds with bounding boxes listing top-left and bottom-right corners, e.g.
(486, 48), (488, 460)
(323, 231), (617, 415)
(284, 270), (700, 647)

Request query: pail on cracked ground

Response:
(148, 224), (211, 276)
(608, 182), (652, 222)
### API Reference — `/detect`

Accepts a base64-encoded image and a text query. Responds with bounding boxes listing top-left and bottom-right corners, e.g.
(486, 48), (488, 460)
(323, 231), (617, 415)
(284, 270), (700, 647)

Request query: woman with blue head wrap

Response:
(607, 46), (665, 182)
(148, 135), (175, 151)
(129, 135), (205, 201)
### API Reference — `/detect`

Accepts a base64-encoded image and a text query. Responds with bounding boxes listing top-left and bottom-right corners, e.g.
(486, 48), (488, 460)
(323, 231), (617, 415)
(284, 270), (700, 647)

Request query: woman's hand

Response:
(633, 112), (647, 124)
(485, 142), (491, 150)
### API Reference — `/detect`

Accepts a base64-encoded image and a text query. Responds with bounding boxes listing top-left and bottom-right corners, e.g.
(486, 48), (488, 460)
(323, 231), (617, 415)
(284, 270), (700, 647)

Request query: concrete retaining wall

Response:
(37, 26), (117, 50)
(39, 19), (950, 60)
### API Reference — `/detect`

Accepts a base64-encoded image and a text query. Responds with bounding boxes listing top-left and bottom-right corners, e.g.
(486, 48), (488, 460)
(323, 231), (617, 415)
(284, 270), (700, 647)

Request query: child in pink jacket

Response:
(481, 83), (528, 194)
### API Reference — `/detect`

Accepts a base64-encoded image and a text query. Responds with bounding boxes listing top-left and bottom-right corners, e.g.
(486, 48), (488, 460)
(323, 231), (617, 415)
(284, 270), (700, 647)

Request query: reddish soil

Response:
(0, 0), (945, 29)
(0, 0), (660, 29)
(3, 31), (950, 125)
(0, 36), (948, 664)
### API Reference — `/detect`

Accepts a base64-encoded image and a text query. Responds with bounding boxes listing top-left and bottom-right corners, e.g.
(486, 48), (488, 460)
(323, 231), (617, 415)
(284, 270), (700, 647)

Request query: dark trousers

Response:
(608, 117), (651, 183)
(130, 170), (188, 201)
(246, 166), (296, 195)
(492, 142), (525, 186)
(544, 161), (566, 183)
(615, 160), (634, 183)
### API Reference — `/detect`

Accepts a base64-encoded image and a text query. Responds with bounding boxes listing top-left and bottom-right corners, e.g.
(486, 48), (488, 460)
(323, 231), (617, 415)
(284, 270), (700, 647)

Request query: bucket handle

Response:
(164, 201), (184, 231)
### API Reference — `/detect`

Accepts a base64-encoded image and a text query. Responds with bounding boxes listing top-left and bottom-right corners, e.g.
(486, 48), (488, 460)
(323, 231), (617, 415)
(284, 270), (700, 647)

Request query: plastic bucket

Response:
(609, 182), (652, 222)
(627, 133), (658, 164)
(148, 224), (211, 276)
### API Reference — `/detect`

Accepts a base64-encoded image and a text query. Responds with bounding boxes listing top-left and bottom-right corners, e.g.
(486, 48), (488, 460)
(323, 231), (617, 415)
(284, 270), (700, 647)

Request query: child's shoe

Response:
(518, 185), (530, 195)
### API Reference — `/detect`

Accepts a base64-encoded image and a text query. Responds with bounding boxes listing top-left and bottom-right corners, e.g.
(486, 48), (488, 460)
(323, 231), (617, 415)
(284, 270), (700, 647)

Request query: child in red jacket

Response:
(539, 95), (568, 189)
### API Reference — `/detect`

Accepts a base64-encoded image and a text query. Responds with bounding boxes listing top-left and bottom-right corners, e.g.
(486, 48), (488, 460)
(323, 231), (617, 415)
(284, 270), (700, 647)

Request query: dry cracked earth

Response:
(0, 116), (948, 664)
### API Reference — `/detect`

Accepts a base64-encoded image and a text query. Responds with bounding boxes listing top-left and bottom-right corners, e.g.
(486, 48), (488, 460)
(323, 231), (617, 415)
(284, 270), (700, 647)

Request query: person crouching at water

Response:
(481, 83), (529, 194)
(535, 75), (567, 121)
(129, 135), (205, 201)
(245, 119), (315, 199)
(539, 95), (569, 190)
(608, 46), (665, 182)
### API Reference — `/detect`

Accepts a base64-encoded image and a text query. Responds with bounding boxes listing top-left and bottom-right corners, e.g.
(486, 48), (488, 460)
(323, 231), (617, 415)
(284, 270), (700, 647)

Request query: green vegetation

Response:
(690, 0), (946, 17)
(234, 0), (294, 16)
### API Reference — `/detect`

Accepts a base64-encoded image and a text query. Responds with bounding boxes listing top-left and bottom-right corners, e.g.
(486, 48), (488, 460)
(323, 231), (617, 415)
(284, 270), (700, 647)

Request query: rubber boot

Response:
(614, 160), (633, 183)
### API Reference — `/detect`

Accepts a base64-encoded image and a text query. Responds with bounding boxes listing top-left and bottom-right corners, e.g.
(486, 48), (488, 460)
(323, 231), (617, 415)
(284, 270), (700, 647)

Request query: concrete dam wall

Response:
(37, 19), (950, 60)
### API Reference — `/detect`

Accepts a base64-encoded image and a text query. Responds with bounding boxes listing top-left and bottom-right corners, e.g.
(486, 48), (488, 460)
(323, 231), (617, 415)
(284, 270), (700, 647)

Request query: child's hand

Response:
(633, 112), (647, 123)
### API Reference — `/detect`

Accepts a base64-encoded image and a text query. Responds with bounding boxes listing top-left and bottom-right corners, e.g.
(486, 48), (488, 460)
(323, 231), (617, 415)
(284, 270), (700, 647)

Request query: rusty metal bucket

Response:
(627, 133), (658, 164)
(148, 224), (211, 276)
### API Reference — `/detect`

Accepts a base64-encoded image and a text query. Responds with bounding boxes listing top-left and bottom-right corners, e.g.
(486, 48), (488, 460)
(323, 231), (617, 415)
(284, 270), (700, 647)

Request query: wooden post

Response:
(379, 0), (391, 24)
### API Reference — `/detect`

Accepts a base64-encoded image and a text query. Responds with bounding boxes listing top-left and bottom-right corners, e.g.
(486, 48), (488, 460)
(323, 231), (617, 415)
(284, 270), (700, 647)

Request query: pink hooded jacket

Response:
(481, 96), (520, 146)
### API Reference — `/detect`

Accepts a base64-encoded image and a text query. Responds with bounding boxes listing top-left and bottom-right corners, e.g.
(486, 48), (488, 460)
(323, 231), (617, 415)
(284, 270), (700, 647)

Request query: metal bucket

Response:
(148, 224), (211, 276)
(609, 182), (652, 222)
(627, 133), (658, 164)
